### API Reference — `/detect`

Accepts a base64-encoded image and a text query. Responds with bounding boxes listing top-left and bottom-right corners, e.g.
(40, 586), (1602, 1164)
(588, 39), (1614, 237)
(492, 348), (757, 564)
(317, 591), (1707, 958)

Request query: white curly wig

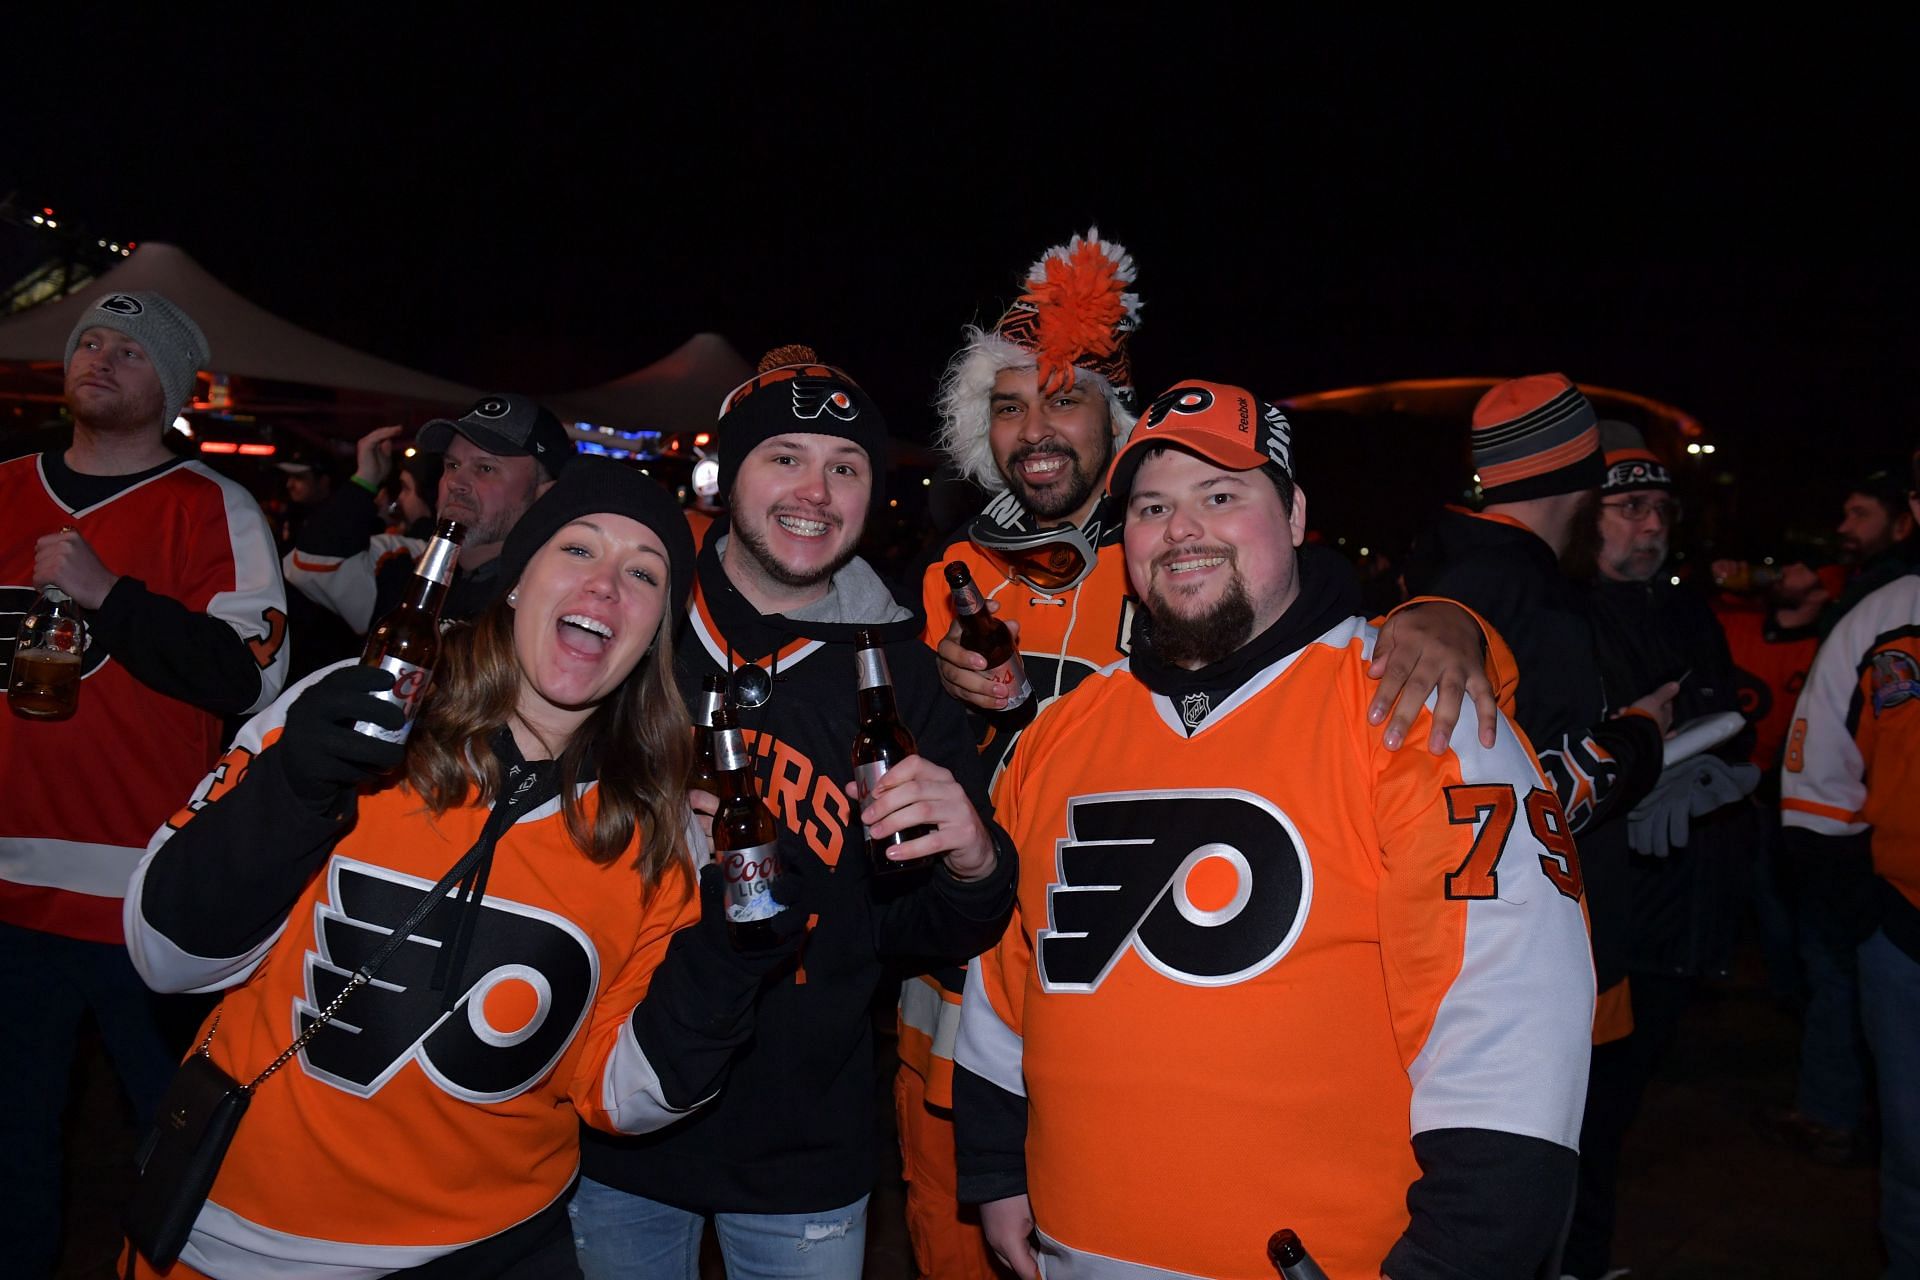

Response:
(933, 328), (1140, 492)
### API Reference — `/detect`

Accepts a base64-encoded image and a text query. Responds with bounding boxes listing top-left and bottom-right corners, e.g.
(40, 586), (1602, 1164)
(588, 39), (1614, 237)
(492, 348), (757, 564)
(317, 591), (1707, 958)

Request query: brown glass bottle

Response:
(688, 673), (728, 793)
(851, 628), (934, 875)
(945, 561), (1031, 711)
(353, 519), (464, 742)
(1266, 1230), (1331, 1280)
(710, 703), (788, 949)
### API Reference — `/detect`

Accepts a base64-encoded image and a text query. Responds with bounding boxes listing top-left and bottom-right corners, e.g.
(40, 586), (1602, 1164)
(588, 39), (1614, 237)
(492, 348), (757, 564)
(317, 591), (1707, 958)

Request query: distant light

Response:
(694, 432), (712, 447)
(1763, 556), (1775, 565)
(172, 416), (193, 438)
(44, 219), (56, 228)
(1670, 575), (1682, 586)
(199, 441), (239, 454)
(889, 499), (899, 508)
(42, 208), (53, 216)
(1471, 473), (1481, 484)
(1700, 444), (1716, 455)
(640, 468), (650, 476)
(109, 243), (119, 252)
(1686, 443), (1703, 455)
(402, 447), (417, 458)
(921, 477), (932, 487)
(97, 239), (107, 248)
(31, 215), (44, 225)
(1336, 537), (1347, 546)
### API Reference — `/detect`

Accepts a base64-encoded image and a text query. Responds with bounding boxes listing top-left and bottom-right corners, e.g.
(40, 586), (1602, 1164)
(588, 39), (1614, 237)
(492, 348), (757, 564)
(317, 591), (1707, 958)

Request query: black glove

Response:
(277, 665), (408, 816)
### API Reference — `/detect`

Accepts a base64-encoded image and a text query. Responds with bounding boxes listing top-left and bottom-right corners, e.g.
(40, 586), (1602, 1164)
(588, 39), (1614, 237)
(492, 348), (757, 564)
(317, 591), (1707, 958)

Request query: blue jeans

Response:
(568, 1176), (868, 1280)
(1858, 929), (1920, 1280)
(0, 922), (177, 1279)
(1795, 912), (1870, 1130)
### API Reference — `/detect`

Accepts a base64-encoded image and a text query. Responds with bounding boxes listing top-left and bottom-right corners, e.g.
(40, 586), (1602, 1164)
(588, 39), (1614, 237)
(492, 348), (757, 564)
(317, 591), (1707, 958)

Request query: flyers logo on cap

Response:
(1144, 385), (1216, 431)
(791, 376), (859, 422)
(98, 294), (144, 316)
(473, 397), (512, 420)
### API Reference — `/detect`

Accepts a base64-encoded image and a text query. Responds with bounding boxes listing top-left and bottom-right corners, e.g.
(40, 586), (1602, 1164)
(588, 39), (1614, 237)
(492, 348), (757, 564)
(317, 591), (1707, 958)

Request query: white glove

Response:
(1627, 756), (1761, 858)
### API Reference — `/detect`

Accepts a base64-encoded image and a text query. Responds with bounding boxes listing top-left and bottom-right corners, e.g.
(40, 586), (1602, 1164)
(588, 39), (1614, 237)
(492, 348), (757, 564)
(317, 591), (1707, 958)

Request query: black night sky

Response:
(6, 12), (1915, 551)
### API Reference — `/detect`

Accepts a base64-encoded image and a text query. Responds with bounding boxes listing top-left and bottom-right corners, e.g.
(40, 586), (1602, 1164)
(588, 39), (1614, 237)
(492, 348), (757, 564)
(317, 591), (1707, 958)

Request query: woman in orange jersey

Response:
(124, 459), (799, 1278)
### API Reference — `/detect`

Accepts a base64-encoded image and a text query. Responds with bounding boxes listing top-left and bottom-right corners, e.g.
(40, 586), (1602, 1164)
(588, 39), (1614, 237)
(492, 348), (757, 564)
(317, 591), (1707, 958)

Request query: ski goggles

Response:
(967, 517), (1098, 593)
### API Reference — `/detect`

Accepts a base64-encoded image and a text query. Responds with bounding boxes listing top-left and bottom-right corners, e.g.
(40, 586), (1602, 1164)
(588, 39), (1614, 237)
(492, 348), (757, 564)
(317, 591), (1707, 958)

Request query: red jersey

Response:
(0, 454), (288, 942)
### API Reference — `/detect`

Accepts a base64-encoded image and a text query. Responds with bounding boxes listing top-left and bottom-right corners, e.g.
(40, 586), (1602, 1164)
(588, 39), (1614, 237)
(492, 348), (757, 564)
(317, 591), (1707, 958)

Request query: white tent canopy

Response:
(0, 242), (479, 404)
(546, 334), (750, 435)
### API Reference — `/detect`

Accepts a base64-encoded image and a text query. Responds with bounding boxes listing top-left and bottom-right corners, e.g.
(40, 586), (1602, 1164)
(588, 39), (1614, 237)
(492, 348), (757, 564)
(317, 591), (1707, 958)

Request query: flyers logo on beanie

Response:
(297, 858), (598, 1103)
(1037, 790), (1312, 993)
(97, 293), (144, 316)
(1143, 385), (1216, 430)
(791, 376), (859, 422)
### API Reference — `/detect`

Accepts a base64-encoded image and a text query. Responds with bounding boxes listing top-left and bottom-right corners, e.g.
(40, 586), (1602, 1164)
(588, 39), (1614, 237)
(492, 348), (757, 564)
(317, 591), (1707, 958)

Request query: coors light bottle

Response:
(354, 519), (464, 741)
(710, 703), (789, 949)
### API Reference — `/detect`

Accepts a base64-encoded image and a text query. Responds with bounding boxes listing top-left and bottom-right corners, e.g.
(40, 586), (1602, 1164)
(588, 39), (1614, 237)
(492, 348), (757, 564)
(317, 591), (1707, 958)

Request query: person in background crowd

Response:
(1781, 446), (1920, 1278)
(123, 459), (799, 1278)
(571, 347), (1016, 1280)
(957, 381), (1593, 1280)
(378, 448), (440, 536)
(1581, 422), (1762, 1268)
(0, 291), (289, 1278)
(909, 228), (1507, 1280)
(285, 396), (572, 633)
(1402, 375), (1675, 1280)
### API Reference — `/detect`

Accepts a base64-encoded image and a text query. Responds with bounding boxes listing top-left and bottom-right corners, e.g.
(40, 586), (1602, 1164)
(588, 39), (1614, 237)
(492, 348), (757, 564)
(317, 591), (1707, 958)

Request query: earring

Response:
(507, 589), (519, 606)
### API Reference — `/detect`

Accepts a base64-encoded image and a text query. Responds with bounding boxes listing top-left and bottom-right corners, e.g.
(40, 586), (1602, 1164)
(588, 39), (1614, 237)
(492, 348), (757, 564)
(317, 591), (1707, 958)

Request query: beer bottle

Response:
(1266, 1230), (1330, 1280)
(8, 586), (86, 722)
(851, 628), (934, 875)
(354, 519), (464, 742)
(946, 561), (1032, 711)
(688, 673), (729, 794)
(711, 702), (789, 949)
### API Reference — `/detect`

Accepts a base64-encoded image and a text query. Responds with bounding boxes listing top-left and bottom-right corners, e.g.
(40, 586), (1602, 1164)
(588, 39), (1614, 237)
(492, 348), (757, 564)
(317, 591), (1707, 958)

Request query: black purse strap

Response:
(212, 761), (554, 1092)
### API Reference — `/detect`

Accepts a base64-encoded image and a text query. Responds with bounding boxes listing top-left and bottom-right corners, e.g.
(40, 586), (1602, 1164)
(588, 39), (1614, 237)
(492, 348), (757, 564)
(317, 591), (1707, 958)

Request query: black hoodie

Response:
(580, 520), (1017, 1213)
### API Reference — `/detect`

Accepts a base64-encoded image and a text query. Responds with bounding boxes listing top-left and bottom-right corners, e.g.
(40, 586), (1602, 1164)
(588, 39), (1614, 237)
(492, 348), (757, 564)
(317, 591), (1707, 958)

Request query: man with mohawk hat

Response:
(902, 231), (1516, 1278)
(572, 346), (1015, 1280)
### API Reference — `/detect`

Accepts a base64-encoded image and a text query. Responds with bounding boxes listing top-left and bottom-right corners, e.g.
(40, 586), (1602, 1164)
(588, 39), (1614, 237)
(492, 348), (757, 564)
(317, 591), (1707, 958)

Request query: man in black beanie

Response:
(571, 347), (1015, 1280)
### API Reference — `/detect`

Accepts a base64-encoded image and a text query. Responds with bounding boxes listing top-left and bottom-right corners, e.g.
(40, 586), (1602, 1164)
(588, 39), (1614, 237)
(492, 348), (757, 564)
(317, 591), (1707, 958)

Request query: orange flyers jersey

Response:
(1782, 575), (1920, 910)
(0, 454), (287, 943)
(123, 663), (700, 1279)
(919, 534), (1137, 772)
(957, 616), (1594, 1280)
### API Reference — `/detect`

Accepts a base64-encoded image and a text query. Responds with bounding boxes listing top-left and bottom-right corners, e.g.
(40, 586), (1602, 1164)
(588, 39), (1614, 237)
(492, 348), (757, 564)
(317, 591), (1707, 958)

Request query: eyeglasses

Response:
(1601, 496), (1683, 526)
(967, 517), (1096, 593)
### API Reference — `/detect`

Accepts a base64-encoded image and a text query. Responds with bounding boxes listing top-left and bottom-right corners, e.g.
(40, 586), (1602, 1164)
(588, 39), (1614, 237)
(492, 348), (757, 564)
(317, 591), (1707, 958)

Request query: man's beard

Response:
(733, 512), (858, 589)
(1146, 571), (1257, 668)
(1003, 437), (1111, 523)
(1604, 536), (1668, 582)
(68, 383), (164, 435)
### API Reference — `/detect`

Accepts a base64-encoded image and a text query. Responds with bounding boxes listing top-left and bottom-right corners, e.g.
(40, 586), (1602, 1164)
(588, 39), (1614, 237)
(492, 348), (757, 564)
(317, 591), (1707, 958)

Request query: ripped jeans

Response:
(568, 1176), (868, 1280)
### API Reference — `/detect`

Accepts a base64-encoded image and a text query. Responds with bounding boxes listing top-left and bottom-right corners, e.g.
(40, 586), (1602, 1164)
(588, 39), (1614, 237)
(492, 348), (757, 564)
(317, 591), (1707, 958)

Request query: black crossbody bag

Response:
(127, 767), (544, 1270)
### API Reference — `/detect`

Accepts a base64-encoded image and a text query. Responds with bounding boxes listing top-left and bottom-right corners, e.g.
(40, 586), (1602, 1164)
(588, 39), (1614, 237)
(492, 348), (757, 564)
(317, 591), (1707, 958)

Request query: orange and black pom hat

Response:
(1106, 380), (1295, 503)
(1470, 373), (1606, 502)
(715, 345), (890, 507)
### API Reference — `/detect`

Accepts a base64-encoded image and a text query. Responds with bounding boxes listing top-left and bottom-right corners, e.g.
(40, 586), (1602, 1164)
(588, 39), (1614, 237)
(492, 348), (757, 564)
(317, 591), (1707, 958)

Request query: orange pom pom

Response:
(758, 344), (819, 373)
(1020, 240), (1130, 395)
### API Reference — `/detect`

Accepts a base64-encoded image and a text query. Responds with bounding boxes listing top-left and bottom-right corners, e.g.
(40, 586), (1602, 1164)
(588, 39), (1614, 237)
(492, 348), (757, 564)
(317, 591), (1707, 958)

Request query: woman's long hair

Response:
(405, 597), (692, 886)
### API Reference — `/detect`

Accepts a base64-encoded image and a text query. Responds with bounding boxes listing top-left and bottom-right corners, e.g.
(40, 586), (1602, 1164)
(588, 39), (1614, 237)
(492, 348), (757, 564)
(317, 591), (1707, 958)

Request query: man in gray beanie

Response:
(0, 289), (288, 1274)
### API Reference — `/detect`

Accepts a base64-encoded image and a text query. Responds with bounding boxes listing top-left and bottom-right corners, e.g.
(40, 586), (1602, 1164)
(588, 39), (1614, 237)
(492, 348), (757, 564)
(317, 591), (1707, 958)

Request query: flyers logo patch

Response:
(98, 293), (144, 316)
(1038, 790), (1312, 993)
(1143, 385), (1215, 431)
(297, 858), (598, 1103)
(791, 377), (859, 421)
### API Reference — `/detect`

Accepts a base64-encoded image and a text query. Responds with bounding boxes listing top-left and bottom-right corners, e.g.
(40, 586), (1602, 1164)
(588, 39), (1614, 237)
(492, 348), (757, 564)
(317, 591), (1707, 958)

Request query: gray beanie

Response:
(65, 291), (211, 426)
